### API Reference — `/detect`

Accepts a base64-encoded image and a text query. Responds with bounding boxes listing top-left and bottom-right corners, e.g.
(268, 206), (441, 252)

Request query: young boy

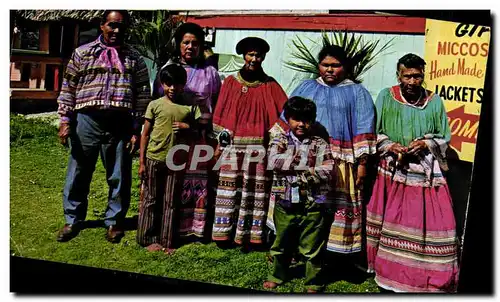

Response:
(264, 96), (335, 293)
(136, 64), (201, 254)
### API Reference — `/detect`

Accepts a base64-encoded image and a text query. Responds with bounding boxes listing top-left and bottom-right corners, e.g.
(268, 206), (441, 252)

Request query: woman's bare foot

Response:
(146, 243), (164, 252)
(306, 288), (319, 293)
(263, 281), (278, 289)
(164, 248), (176, 255)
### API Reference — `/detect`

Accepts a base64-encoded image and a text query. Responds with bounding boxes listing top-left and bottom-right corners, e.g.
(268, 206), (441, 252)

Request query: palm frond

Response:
(285, 29), (394, 83)
(284, 36), (321, 77)
(127, 11), (182, 70)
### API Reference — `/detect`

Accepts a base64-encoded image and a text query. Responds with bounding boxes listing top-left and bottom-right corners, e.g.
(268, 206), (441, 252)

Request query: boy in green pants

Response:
(264, 96), (335, 293)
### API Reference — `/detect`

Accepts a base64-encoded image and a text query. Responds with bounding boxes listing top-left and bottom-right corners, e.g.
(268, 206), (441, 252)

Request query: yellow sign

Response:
(424, 19), (490, 162)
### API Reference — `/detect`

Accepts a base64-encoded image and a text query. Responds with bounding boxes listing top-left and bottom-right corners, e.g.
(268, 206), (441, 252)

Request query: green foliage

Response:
(10, 114), (57, 144)
(127, 11), (184, 70)
(285, 30), (394, 83)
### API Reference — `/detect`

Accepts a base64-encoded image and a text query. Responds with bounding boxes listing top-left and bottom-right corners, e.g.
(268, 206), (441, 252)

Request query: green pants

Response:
(267, 201), (327, 291)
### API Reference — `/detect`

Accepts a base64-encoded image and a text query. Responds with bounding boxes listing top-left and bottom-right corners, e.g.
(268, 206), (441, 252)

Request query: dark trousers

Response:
(268, 201), (328, 291)
(62, 111), (132, 227)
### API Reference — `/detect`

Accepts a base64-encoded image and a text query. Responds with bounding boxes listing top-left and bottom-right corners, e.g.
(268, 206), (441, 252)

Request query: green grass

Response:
(9, 114), (378, 293)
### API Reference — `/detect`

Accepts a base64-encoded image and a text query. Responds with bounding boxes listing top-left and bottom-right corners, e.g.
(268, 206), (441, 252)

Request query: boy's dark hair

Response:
(283, 96), (317, 123)
(159, 64), (187, 86)
(397, 53), (426, 71)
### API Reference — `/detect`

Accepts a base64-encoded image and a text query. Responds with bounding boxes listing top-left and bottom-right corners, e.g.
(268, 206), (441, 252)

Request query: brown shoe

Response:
(56, 224), (80, 242)
(106, 225), (124, 243)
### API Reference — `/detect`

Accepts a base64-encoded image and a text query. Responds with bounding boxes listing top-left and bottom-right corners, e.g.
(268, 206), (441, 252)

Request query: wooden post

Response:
(39, 23), (50, 52)
(54, 65), (60, 92)
(39, 63), (46, 90)
(28, 63), (38, 89)
(59, 25), (64, 54)
(73, 24), (80, 48)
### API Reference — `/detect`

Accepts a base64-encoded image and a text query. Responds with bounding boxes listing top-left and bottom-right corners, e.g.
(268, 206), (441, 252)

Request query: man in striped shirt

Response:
(56, 10), (151, 243)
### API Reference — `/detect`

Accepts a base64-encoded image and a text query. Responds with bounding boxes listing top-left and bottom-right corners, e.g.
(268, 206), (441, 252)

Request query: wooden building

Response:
(10, 10), (104, 103)
(183, 11), (426, 98)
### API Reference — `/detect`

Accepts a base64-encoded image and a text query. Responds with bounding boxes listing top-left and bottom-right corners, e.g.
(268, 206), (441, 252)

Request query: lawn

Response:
(9, 114), (379, 293)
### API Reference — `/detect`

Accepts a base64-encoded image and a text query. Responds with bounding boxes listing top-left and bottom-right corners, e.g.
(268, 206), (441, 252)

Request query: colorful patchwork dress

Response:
(211, 72), (287, 244)
(288, 78), (377, 254)
(366, 85), (459, 292)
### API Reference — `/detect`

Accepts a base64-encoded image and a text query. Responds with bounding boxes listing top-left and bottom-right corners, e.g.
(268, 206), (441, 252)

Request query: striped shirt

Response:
(57, 36), (151, 132)
(268, 122), (336, 205)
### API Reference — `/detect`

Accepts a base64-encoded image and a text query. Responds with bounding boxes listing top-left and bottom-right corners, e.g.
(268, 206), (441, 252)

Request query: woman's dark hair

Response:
(397, 53), (426, 71)
(318, 45), (348, 66)
(318, 45), (352, 76)
(283, 96), (317, 123)
(173, 22), (205, 62)
(101, 10), (130, 25)
(174, 23), (205, 46)
(159, 64), (187, 86)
